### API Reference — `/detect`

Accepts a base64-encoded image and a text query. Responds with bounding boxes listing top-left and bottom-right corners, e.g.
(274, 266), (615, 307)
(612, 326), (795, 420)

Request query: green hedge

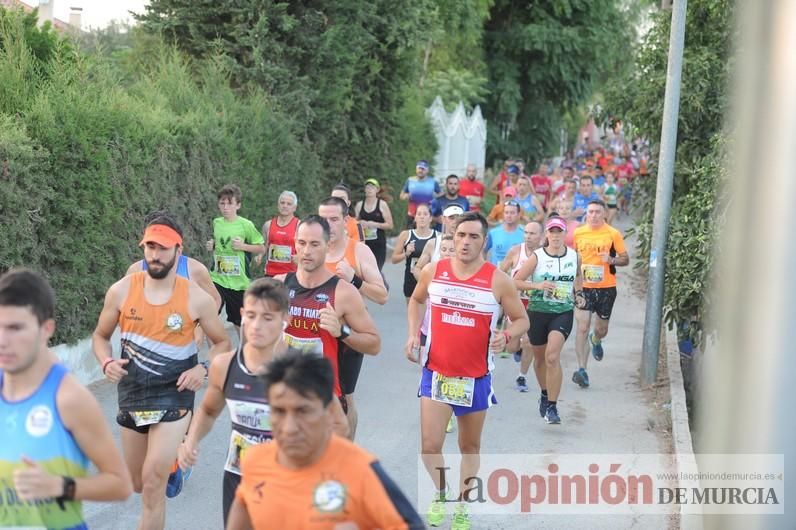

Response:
(0, 12), (325, 343)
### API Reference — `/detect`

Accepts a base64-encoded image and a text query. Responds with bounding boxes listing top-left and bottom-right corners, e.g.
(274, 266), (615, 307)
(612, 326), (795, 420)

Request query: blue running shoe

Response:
(589, 332), (604, 361)
(538, 395), (549, 417)
(545, 404), (561, 424)
(166, 462), (184, 498)
(515, 375), (529, 393)
(513, 350), (522, 363)
(572, 368), (590, 388)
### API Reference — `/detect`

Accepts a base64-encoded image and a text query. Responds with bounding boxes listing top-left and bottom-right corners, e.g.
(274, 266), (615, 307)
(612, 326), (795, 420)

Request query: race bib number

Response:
(431, 372), (475, 407)
(582, 264), (605, 284)
(543, 281), (573, 303)
(283, 334), (324, 356)
(363, 226), (378, 241)
(131, 410), (166, 427)
(215, 255), (241, 276)
(268, 244), (292, 264)
(224, 430), (268, 475)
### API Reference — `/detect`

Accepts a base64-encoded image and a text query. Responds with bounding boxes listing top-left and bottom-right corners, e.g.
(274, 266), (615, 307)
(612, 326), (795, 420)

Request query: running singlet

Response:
(118, 272), (199, 411)
(142, 254), (189, 278)
(210, 216), (265, 291)
(573, 224), (627, 289)
(405, 230), (436, 278)
(222, 347), (272, 476)
(516, 194), (538, 217)
(603, 184), (618, 207)
(324, 237), (361, 278)
(283, 273), (343, 397)
(528, 247), (578, 313)
(265, 216), (299, 276)
(357, 199), (386, 243)
(235, 435), (422, 530)
(425, 260), (500, 378)
(0, 364), (89, 529)
(458, 178), (485, 212)
(510, 244), (533, 304)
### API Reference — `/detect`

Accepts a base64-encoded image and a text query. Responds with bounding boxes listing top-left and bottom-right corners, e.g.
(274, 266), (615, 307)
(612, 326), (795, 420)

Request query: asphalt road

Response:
(85, 227), (674, 529)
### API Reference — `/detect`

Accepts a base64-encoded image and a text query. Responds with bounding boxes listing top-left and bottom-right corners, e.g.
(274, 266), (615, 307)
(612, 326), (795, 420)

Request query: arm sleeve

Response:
(363, 461), (424, 529)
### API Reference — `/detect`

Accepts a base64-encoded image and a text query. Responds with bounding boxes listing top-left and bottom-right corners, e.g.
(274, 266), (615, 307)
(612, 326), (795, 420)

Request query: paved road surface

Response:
(85, 220), (674, 528)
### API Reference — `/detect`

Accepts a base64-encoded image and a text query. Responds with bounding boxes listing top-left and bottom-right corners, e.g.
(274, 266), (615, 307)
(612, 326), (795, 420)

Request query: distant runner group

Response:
(1, 139), (643, 529)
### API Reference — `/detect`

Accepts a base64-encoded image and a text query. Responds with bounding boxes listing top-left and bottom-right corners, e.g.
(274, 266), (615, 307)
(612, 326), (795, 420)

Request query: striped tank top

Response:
(117, 272), (199, 411)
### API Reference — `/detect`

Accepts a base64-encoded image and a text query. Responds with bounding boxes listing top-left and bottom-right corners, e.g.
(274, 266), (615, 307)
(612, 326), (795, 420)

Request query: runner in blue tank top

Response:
(0, 269), (131, 529)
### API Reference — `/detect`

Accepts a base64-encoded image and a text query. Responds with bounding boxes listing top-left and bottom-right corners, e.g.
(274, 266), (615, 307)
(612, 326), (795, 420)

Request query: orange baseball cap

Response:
(139, 224), (183, 248)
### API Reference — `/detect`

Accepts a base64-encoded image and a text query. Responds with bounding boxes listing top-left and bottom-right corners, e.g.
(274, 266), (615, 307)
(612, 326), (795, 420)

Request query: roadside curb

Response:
(665, 326), (703, 530)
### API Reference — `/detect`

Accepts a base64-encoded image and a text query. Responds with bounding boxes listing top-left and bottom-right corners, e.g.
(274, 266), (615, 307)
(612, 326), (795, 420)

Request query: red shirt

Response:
(265, 216), (298, 276)
(425, 259), (501, 377)
(530, 174), (552, 206)
(459, 178), (485, 212)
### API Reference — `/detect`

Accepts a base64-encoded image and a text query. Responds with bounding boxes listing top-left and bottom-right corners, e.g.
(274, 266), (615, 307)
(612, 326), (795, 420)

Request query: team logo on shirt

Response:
(441, 311), (476, 328)
(25, 405), (53, 437)
(313, 480), (347, 513)
(166, 313), (184, 331)
(315, 293), (330, 304)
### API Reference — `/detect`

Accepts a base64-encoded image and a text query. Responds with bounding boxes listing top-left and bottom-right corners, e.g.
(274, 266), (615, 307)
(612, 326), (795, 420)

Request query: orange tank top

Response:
(325, 237), (361, 277)
(119, 272), (197, 356)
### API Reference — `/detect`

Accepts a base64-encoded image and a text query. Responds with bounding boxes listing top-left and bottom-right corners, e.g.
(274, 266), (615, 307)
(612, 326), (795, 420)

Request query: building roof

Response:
(0, 0), (74, 32)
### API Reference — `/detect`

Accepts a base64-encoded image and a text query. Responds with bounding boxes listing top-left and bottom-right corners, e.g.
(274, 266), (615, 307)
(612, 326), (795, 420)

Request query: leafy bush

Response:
(0, 10), (322, 343)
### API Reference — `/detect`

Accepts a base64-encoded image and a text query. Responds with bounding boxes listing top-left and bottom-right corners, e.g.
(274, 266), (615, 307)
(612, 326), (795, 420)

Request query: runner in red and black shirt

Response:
(274, 215), (380, 430)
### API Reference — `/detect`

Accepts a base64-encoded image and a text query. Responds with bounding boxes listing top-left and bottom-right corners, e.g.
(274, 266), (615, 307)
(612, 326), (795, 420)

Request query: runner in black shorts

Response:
(391, 204), (437, 302)
(572, 200), (630, 388)
(513, 216), (583, 424)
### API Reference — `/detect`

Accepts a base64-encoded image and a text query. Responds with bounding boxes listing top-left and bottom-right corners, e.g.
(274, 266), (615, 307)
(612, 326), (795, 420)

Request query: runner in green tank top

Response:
(512, 216), (584, 425)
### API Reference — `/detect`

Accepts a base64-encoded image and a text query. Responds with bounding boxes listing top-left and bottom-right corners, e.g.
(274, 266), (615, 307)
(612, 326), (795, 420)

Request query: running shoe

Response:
(545, 404), (561, 424)
(451, 503), (471, 530)
(512, 350), (522, 363)
(572, 368), (590, 388)
(515, 375), (528, 393)
(446, 416), (455, 433)
(538, 395), (549, 417)
(166, 461), (184, 498)
(426, 496), (447, 527)
(589, 332), (604, 361)
(499, 351), (510, 359)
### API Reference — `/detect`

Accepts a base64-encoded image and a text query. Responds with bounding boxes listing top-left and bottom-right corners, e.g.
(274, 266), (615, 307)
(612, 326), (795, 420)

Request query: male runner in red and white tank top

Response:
(406, 211), (529, 528)
(254, 191), (299, 277)
(274, 215), (380, 442)
(318, 196), (386, 439)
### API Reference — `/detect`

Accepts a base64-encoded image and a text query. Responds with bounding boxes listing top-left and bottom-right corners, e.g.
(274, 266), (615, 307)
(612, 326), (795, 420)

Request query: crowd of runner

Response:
(0, 140), (646, 529)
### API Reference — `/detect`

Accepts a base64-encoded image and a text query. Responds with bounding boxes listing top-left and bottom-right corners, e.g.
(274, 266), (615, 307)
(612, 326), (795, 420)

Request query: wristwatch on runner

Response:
(339, 324), (351, 340)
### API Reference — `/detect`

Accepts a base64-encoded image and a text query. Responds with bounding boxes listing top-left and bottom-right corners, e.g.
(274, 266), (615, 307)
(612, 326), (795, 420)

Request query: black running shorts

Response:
(527, 311), (574, 345)
(580, 287), (617, 320)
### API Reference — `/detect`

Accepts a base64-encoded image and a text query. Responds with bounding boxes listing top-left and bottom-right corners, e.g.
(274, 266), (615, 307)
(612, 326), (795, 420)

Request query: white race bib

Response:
(268, 244), (292, 264)
(215, 255), (242, 276)
(431, 372), (475, 407)
(224, 429), (268, 475)
(543, 281), (573, 303)
(130, 410), (166, 427)
(582, 264), (605, 284)
(363, 226), (378, 241)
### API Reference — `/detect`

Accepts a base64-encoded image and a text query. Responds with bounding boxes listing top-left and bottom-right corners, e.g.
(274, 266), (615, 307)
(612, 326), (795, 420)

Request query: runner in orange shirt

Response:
(227, 352), (422, 530)
(571, 200), (629, 388)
